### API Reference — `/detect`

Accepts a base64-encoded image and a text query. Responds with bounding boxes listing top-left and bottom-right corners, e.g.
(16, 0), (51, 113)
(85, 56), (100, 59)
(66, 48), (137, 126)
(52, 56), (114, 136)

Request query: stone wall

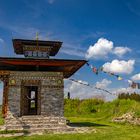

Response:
(7, 71), (64, 118)
(41, 88), (64, 116)
(7, 86), (21, 117)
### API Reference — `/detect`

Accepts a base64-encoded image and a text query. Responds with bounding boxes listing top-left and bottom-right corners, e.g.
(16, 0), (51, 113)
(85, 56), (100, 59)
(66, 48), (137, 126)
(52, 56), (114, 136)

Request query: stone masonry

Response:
(5, 71), (66, 131)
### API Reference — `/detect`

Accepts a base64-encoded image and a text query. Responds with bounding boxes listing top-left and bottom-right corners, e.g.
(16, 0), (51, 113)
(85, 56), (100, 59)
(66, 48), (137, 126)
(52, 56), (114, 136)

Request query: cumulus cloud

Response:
(64, 79), (140, 101)
(95, 79), (112, 88)
(64, 79), (92, 99)
(85, 38), (113, 59)
(85, 38), (131, 59)
(131, 73), (140, 81)
(64, 78), (140, 101)
(113, 47), (131, 57)
(64, 79), (112, 100)
(113, 87), (137, 95)
(103, 59), (135, 74)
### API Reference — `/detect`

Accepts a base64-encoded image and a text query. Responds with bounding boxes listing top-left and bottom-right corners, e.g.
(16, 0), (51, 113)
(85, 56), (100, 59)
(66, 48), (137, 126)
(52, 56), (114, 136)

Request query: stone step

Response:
(21, 116), (65, 119)
(6, 124), (65, 128)
(5, 122), (66, 126)
(27, 127), (75, 133)
(22, 120), (65, 123)
(22, 119), (64, 122)
(6, 118), (65, 121)
(21, 119), (66, 123)
(5, 125), (70, 131)
(5, 118), (66, 125)
(5, 126), (24, 131)
(6, 115), (66, 119)
(6, 121), (66, 125)
(5, 120), (63, 123)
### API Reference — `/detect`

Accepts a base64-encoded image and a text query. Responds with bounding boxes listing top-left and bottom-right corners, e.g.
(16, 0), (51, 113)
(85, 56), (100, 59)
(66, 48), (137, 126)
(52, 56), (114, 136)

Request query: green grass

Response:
(0, 99), (140, 139)
(64, 98), (140, 119)
(1, 118), (140, 140)
(0, 107), (4, 125)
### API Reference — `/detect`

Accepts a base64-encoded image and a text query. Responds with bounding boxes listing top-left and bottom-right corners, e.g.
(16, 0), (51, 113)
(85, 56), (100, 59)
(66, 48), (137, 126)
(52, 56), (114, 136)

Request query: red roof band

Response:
(0, 57), (87, 78)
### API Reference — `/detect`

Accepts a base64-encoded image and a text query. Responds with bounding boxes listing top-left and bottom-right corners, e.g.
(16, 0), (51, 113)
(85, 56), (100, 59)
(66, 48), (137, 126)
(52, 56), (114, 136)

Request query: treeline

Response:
(118, 93), (140, 102)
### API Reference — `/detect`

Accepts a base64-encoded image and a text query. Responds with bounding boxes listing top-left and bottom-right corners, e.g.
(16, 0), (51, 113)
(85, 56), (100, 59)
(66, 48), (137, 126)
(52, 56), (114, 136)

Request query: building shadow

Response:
(67, 122), (109, 127)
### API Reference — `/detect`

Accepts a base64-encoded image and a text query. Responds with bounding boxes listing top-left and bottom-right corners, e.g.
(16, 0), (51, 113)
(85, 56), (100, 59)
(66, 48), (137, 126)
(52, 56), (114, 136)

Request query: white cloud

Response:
(131, 73), (140, 81)
(64, 79), (112, 100)
(85, 38), (131, 59)
(103, 59), (135, 74)
(96, 79), (112, 89)
(85, 38), (113, 59)
(113, 47), (131, 57)
(113, 87), (137, 95)
(64, 79), (140, 101)
(64, 79), (92, 99)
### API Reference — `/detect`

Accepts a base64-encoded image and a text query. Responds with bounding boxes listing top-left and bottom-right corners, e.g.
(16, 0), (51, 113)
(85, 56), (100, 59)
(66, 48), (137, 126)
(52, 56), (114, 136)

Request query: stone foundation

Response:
(5, 115), (67, 131)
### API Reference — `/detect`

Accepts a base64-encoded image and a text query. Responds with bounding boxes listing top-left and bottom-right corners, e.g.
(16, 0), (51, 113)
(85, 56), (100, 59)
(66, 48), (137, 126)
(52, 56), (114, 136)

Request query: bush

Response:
(118, 92), (140, 102)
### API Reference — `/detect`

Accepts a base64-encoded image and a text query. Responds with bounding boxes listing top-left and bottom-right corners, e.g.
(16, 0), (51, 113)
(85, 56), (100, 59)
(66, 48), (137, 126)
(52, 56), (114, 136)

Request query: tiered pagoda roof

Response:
(12, 39), (62, 56)
(0, 39), (87, 78)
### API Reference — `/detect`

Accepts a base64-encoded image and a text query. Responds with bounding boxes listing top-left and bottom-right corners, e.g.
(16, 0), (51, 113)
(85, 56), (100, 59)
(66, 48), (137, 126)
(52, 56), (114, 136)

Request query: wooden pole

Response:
(2, 79), (9, 118)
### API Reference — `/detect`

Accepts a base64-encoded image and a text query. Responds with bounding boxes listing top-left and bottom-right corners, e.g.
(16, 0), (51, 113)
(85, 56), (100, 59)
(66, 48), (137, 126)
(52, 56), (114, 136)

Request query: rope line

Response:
(69, 78), (113, 95)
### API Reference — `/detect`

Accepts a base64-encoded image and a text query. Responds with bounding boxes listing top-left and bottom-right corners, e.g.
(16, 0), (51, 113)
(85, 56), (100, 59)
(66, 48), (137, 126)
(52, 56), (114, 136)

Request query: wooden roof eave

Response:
(0, 57), (87, 78)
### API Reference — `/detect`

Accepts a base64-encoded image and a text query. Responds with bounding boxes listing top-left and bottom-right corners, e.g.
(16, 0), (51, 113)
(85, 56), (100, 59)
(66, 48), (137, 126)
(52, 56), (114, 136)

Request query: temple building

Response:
(0, 39), (86, 131)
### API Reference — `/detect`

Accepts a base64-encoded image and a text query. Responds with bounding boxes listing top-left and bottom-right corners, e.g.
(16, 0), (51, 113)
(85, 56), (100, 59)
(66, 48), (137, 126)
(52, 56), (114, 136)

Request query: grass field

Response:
(1, 99), (140, 140)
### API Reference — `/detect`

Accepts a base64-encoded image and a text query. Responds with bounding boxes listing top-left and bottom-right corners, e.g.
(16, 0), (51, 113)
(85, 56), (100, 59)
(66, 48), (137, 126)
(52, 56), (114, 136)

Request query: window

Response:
(30, 91), (35, 109)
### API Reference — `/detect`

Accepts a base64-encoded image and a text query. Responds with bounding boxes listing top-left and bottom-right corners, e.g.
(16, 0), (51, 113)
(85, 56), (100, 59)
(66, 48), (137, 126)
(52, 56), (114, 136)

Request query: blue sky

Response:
(0, 0), (140, 100)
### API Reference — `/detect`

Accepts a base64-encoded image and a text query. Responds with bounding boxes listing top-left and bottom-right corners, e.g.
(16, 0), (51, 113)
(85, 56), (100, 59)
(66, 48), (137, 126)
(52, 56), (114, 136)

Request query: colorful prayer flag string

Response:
(69, 78), (113, 95)
(86, 62), (140, 89)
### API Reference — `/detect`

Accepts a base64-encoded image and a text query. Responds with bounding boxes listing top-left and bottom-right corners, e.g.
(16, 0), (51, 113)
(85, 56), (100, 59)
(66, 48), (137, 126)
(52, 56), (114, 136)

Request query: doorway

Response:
(21, 86), (38, 115)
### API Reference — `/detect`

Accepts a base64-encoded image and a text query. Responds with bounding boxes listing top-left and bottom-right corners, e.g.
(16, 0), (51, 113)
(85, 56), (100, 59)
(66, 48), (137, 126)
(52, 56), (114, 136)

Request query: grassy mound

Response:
(64, 98), (140, 120)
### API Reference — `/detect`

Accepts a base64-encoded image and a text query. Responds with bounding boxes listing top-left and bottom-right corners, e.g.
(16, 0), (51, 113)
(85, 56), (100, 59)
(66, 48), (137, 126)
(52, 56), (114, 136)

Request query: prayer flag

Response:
(86, 63), (90, 66)
(93, 67), (98, 75)
(118, 76), (123, 80)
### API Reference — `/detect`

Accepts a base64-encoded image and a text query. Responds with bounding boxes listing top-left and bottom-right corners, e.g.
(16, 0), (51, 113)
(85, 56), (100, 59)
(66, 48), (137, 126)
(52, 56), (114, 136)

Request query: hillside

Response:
(64, 98), (140, 119)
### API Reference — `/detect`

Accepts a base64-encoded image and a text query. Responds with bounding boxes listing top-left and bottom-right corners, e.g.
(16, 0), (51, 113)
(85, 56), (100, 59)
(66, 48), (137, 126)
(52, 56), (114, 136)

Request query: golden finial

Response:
(36, 32), (39, 48)
(36, 32), (39, 40)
